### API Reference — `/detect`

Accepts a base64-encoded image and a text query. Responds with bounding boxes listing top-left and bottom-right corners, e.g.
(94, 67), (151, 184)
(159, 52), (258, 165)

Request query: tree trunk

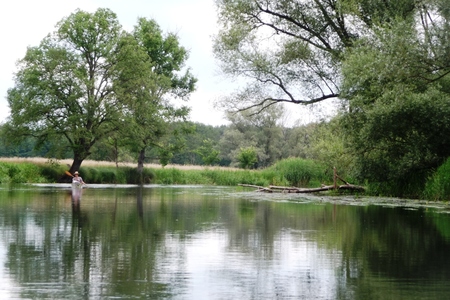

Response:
(66, 137), (93, 181)
(69, 157), (84, 178)
(59, 155), (85, 183)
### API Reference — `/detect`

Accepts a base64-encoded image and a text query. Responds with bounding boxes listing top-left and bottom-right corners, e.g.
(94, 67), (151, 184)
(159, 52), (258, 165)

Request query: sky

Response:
(0, 0), (335, 128)
(0, 0), (232, 126)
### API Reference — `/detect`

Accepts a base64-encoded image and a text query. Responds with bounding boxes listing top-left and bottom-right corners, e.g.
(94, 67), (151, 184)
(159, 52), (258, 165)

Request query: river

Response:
(0, 183), (450, 299)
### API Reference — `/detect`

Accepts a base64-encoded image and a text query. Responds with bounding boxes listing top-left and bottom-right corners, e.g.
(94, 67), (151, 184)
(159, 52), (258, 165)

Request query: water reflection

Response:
(0, 185), (450, 299)
(71, 185), (83, 216)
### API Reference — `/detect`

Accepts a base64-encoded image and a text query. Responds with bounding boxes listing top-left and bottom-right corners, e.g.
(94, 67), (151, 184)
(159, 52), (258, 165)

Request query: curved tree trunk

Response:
(60, 154), (86, 183)
(70, 157), (84, 175)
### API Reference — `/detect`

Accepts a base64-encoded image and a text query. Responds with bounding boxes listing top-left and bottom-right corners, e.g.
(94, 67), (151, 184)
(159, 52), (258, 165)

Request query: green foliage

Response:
(237, 147), (258, 169)
(195, 139), (221, 166)
(158, 148), (174, 167)
(4, 8), (196, 175)
(213, 0), (450, 199)
(213, 0), (357, 112)
(0, 129), (72, 159)
(5, 8), (125, 173)
(117, 18), (196, 172)
(258, 169), (289, 187)
(286, 119), (354, 180)
(339, 7), (450, 197)
(0, 159), (331, 188)
(78, 166), (157, 184)
(219, 107), (285, 168)
(0, 162), (159, 185)
(0, 162), (48, 184)
(0, 163), (9, 183)
(342, 71), (450, 196)
(270, 158), (328, 187)
(38, 164), (65, 182)
(424, 158), (450, 201)
(152, 168), (273, 186)
(154, 168), (186, 184)
(171, 123), (227, 165)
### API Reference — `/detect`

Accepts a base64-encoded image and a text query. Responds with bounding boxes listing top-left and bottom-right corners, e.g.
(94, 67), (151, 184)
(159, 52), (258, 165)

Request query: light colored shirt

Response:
(72, 176), (85, 185)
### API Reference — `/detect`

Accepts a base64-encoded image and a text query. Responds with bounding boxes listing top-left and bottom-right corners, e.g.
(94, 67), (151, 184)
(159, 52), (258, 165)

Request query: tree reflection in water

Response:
(0, 185), (450, 299)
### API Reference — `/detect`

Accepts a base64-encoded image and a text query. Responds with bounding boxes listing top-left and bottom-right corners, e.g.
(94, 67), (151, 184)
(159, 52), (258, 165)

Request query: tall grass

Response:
(0, 157), (331, 188)
(0, 161), (58, 183)
(423, 158), (450, 201)
(268, 158), (329, 187)
(152, 168), (278, 186)
(77, 166), (156, 184)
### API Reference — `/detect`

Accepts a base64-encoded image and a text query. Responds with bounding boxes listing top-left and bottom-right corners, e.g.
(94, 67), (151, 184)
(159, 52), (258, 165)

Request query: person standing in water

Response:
(72, 171), (86, 186)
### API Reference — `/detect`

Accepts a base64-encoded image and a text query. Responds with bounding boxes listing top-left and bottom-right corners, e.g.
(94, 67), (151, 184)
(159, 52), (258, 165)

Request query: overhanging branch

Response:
(237, 93), (339, 116)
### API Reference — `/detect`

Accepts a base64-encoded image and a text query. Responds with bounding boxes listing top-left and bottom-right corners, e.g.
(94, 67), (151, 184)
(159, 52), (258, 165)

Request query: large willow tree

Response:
(6, 8), (122, 174)
(340, 2), (450, 196)
(118, 18), (196, 174)
(5, 8), (196, 176)
(213, 0), (419, 114)
(214, 0), (450, 196)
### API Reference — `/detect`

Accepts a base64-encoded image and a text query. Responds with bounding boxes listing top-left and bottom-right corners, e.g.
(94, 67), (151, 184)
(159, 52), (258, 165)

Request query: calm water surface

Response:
(1, 184), (450, 299)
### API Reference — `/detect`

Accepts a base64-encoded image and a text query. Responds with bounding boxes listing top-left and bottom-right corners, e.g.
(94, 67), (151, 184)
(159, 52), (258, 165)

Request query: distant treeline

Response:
(0, 121), (324, 170)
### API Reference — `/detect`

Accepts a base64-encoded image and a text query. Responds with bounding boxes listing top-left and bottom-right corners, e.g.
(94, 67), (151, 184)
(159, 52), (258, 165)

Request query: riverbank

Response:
(0, 157), (239, 171)
(0, 157), (281, 186)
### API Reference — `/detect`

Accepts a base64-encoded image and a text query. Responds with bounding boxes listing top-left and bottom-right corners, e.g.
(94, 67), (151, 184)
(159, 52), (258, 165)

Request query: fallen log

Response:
(239, 183), (365, 193)
(239, 168), (364, 193)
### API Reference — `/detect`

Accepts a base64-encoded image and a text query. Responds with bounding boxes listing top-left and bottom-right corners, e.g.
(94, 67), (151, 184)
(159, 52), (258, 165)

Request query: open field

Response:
(0, 157), (239, 171)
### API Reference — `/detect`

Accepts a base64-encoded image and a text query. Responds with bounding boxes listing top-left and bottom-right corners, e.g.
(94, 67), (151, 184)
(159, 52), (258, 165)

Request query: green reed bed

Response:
(0, 161), (64, 184)
(152, 168), (276, 186)
(0, 157), (332, 188)
(267, 158), (329, 187)
(151, 158), (330, 187)
(74, 166), (157, 184)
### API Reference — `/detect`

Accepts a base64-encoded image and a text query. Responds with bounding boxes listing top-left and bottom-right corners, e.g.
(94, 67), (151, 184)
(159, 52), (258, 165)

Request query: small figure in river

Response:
(72, 171), (86, 186)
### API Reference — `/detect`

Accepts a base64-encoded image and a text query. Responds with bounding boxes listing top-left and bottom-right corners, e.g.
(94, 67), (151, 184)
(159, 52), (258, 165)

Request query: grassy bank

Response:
(0, 157), (332, 187)
(5, 157), (450, 201)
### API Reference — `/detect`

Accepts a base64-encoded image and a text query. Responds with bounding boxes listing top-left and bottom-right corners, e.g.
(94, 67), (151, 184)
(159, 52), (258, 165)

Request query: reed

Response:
(423, 158), (450, 201)
(0, 161), (52, 183)
(151, 168), (273, 186)
(268, 158), (329, 187)
(0, 157), (328, 187)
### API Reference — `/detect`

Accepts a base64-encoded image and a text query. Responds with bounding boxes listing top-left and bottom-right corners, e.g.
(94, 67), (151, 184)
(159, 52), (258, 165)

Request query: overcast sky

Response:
(0, 0), (232, 126)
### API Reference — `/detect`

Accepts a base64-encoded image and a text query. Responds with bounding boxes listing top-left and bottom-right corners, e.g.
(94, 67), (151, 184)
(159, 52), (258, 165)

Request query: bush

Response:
(0, 163), (9, 183)
(0, 162), (48, 183)
(40, 164), (65, 182)
(237, 147), (258, 169)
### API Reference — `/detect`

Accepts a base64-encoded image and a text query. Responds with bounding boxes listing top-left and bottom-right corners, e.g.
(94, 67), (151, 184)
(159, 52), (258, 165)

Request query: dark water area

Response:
(1, 184), (450, 299)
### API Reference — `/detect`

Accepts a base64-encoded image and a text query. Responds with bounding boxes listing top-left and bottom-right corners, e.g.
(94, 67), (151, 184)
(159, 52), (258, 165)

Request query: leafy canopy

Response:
(5, 8), (196, 174)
